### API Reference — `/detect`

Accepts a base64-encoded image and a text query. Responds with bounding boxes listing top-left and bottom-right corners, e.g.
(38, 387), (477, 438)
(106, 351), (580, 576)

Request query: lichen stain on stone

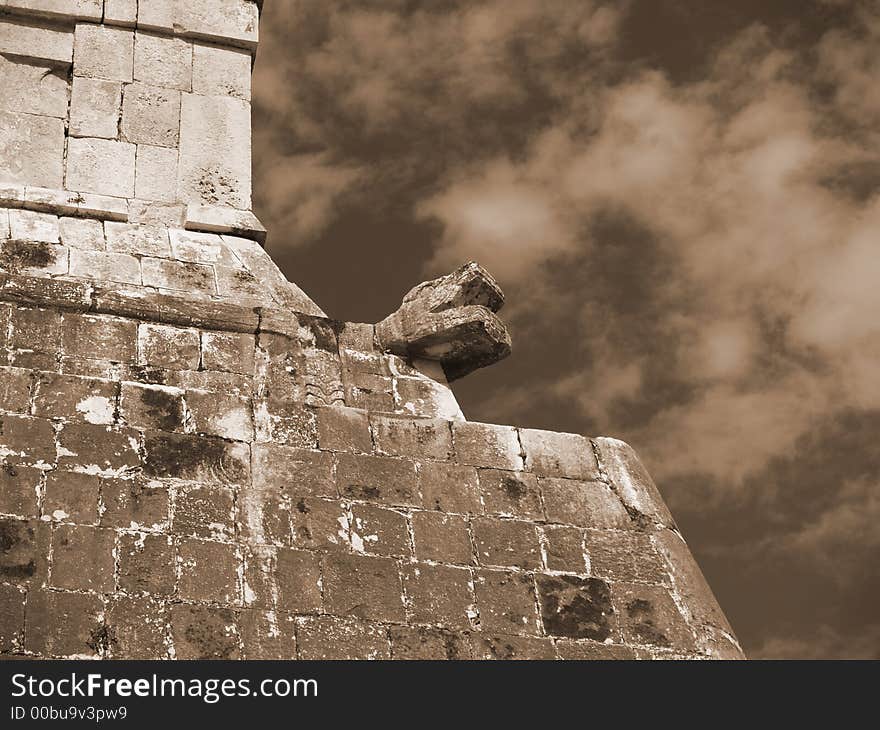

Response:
(0, 241), (56, 272)
(536, 574), (614, 640)
(0, 519), (36, 578)
(502, 475), (528, 502)
(625, 598), (671, 647)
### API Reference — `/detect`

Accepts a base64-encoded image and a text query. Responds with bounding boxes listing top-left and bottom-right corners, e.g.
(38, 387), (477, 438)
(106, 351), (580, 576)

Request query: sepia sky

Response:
(251, 0), (880, 659)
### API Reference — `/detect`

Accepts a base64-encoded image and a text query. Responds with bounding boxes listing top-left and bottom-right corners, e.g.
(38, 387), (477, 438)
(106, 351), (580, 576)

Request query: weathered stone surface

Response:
(122, 83), (181, 147)
(520, 428), (599, 480)
(613, 582), (696, 650)
(106, 596), (168, 659)
(33, 371), (116, 424)
(0, 16), (73, 63)
(296, 616), (389, 660)
(59, 217), (106, 250)
(401, 562), (474, 629)
(322, 553), (406, 623)
(473, 569), (540, 636)
(336, 453), (420, 507)
(118, 533), (174, 595)
(62, 312), (137, 362)
(104, 0), (137, 27)
(0, 237), (66, 277)
(376, 262), (511, 381)
(25, 590), (103, 657)
(119, 382), (186, 431)
(0, 464), (41, 518)
(143, 431), (249, 484)
(141, 256), (215, 294)
(471, 633), (557, 660)
(372, 415), (452, 460)
(585, 529), (668, 585)
(453, 421), (522, 470)
(543, 525), (587, 573)
(138, 0), (260, 48)
(178, 93), (251, 209)
(100, 478), (169, 530)
(0, 56), (68, 118)
(418, 461), (480, 514)
(201, 330), (255, 375)
(69, 249), (140, 284)
(50, 524), (115, 592)
(178, 538), (240, 603)
(316, 405), (371, 453)
(138, 322), (200, 370)
(70, 77), (122, 139)
(350, 503), (410, 557)
(390, 626), (471, 660)
(135, 31), (193, 91)
(593, 437), (676, 529)
(73, 24), (134, 82)
(536, 574), (615, 640)
(541, 477), (631, 529)
(66, 138), (136, 198)
(193, 42), (251, 99)
(171, 604), (239, 659)
(0, 111), (64, 188)
(2, 0), (102, 22)
(473, 517), (541, 570)
(478, 468), (542, 520)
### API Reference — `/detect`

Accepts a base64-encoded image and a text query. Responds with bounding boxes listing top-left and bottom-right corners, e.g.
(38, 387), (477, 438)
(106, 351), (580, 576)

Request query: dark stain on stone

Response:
(0, 241), (56, 273)
(88, 624), (117, 655)
(295, 498), (310, 514)
(129, 365), (168, 385)
(0, 519), (36, 579)
(182, 609), (238, 659)
(344, 484), (381, 501)
(140, 387), (183, 431)
(502, 475), (528, 502)
(536, 574), (613, 640)
(298, 315), (338, 353)
(144, 433), (238, 481)
(3, 463), (18, 477)
(625, 598), (670, 647)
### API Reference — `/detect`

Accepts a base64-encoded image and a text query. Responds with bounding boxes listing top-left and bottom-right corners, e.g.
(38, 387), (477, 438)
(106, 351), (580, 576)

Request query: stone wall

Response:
(0, 0), (263, 239)
(0, 1), (744, 660)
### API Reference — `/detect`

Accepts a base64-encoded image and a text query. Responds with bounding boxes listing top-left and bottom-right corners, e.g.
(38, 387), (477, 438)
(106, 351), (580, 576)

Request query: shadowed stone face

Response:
(375, 261), (512, 380)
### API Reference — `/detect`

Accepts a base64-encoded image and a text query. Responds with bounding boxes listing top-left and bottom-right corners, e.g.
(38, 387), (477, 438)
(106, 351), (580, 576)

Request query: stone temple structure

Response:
(0, 1), (743, 660)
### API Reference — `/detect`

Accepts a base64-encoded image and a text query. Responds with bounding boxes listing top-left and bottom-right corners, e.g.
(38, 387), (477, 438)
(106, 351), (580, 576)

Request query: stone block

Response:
(43, 471), (101, 523)
(169, 228), (239, 266)
(8, 209), (59, 243)
(275, 547), (322, 613)
(134, 144), (179, 203)
(61, 313), (137, 362)
(411, 510), (473, 565)
(104, 0), (137, 27)
(296, 616), (389, 660)
(453, 421), (522, 470)
(214, 265), (269, 304)
(401, 562), (474, 630)
(138, 323), (201, 370)
(0, 517), (48, 584)
(172, 483), (235, 540)
(50, 524), (115, 592)
(119, 382), (186, 431)
(32, 371), (116, 424)
(193, 42), (252, 99)
(70, 77), (122, 139)
(336, 453), (420, 508)
(0, 583), (25, 653)
(555, 640), (638, 660)
(105, 222), (172, 257)
(543, 524), (587, 573)
(478, 468), (542, 519)
(541, 477), (631, 529)
(73, 24), (134, 82)
(0, 463), (41, 518)
(322, 553), (405, 623)
(418, 460), (480, 514)
(0, 240), (67, 276)
(520, 428), (599, 480)
(535, 574), (614, 641)
(66, 137), (136, 198)
(138, 1), (260, 48)
(178, 93), (251, 209)
(170, 604), (239, 659)
(0, 56), (68, 118)
(315, 406), (371, 454)
(372, 415), (453, 460)
(186, 389), (253, 441)
(141, 257), (216, 294)
(0, 208), (9, 239)
(291, 497), (348, 551)
(127, 200), (186, 227)
(237, 481), (289, 547)
(470, 633), (558, 660)
(0, 112), (64, 188)
(9, 305), (61, 350)
(240, 609), (297, 659)
(585, 529), (668, 585)
(143, 431), (250, 485)
(593, 437), (676, 529)
(0, 16), (73, 64)
(178, 537), (240, 604)
(613, 582), (696, 650)
(2, 1), (102, 22)
(57, 423), (141, 474)
(134, 31), (193, 91)
(473, 569), (540, 636)
(200, 330), (255, 375)
(106, 596), (168, 659)
(472, 517), (541, 570)
(59, 217), (106, 250)
(25, 589), (103, 657)
(122, 82), (181, 147)
(389, 626), (471, 660)
(350, 503), (410, 557)
(100, 477), (169, 530)
(254, 399), (319, 447)
(118, 532), (174, 595)
(251, 443), (335, 499)
(0, 414), (55, 465)
(0, 366), (30, 413)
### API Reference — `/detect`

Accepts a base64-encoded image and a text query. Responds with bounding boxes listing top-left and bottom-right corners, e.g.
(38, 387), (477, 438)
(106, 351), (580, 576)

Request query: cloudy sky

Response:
(251, 0), (880, 659)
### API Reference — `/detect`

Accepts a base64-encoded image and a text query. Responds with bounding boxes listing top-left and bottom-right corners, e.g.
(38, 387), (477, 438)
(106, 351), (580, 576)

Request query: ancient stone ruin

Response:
(0, 1), (743, 659)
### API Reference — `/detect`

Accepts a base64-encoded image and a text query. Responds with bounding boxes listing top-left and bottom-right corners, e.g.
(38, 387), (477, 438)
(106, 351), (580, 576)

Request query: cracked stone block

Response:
(613, 582), (696, 650)
(70, 77), (122, 139)
(541, 477), (631, 529)
(135, 144), (179, 202)
(201, 330), (255, 376)
(520, 428), (599, 480)
(59, 217), (106, 250)
(478, 468), (542, 520)
(122, 83), (181, 147)
(178, 93), (251, 209)
(543, 524), (587, 573)
(32, 371), (116, 424)
(73, 24), (134, 82)
(350, 503), (410, 558)
(8, 210), (60, 243)
(585, 529), (669, 585)
(0, 16), (74, 64)
(134, 32), (193, 91)
(0, 56), (68, 118)
(66, 137), (136, 198)
(0, 111), (64, 188)
(57, 423), (141, 474)
(291, 497), (348, 551)
(193, 42), (252, 99)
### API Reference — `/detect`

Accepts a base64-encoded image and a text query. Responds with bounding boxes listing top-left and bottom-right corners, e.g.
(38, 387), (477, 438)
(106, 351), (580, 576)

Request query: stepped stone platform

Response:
(0, 1), (743, 660)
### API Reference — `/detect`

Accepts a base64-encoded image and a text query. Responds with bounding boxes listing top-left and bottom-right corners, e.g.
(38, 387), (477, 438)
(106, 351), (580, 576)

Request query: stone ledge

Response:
(0, 184), (267, 242)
